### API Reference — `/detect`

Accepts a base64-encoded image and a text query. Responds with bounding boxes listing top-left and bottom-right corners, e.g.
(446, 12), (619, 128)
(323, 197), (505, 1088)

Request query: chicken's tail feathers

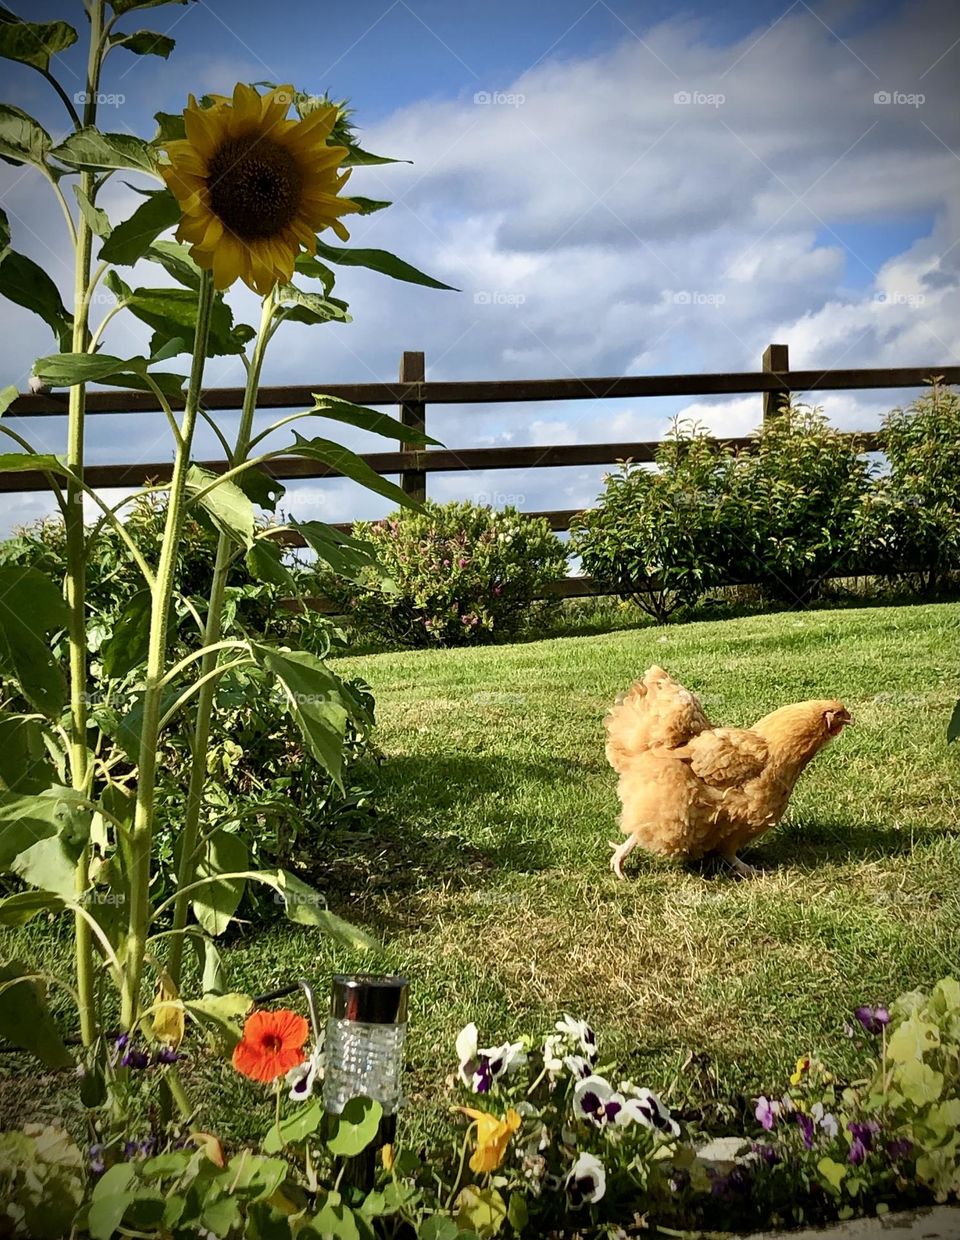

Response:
(604, 666), (711, 770)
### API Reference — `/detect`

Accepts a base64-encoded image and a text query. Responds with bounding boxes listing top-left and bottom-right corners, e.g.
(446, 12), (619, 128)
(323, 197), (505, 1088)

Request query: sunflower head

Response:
(161, 83), (360, 295)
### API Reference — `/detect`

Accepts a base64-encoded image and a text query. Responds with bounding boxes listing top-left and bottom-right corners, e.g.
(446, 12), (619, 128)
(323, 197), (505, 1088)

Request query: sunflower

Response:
(161, 83), (359, 295)
(232, 1008), (308, 1083)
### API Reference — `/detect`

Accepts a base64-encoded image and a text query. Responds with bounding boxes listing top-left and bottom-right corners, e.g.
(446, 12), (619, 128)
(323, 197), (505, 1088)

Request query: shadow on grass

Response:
(299, 751), (587, 930)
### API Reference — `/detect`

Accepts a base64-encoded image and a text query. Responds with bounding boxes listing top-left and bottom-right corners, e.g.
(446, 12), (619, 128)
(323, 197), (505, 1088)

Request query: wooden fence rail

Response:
(3, 346), (956, 549)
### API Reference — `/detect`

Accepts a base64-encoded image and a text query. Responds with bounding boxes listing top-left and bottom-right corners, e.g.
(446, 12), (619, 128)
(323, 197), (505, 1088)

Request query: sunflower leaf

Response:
(32, 352), (186, 397)
(308, 394), (439, 446)
(0, 962), (73, 1069)
(124, 285), (247, 356)
(143, 239), (201, 290)
(342, 144), (411, 168)
(186, 465), (255, 547)
(108, 0), (190, 14)
(276, 283), (350, 325)
(0, 566), (69, 716)
(51, 128), (160, 176)
(151, 110), (185, 143)
(189, 829), (248, 937)
(246, 539), (295, 590)
(72, 185), (112, 238)
(292, 520), (380, 583)
(312, 239), (458, 291)
(275, 433), (416, 509)
(349, 196), (391, 215)
(0, 103), (51, 167)
(98, 189), (180, 265)
(0, 11), (77, 73)
(109, 28), (175, 58)
(0, 225), (74, 348)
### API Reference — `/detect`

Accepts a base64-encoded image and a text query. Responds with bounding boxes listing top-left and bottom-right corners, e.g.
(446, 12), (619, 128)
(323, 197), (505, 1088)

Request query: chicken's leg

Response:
(609, 835), (638, 879)
(723, 853), (760, 879)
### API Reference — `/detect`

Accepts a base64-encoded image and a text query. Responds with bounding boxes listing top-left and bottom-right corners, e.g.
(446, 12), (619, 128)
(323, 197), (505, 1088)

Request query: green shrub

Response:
(860, 382), (960, 594)
(322, 500), (568, 646)
(727, 402), (874, 603)
(570, 424), (739, 622)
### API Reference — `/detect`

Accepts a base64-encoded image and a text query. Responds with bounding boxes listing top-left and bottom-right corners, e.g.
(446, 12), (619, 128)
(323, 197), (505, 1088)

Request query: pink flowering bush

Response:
(321, 501), (567, 647)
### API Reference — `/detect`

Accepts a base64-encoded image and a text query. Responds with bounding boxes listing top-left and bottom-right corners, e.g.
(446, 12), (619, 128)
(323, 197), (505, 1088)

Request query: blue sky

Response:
(1, 0), (958, 531)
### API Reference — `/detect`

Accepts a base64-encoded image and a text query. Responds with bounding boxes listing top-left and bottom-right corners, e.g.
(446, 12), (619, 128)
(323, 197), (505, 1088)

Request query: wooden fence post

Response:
(762, 343), (790, 420)
(399, 350), (426, 503)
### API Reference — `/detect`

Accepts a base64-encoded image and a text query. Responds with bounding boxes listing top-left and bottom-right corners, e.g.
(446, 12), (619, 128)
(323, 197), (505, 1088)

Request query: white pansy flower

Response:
(566, 1151), (606, 1206)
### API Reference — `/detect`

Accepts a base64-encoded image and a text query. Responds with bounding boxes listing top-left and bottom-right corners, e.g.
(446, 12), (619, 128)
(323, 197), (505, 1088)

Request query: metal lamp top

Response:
(330, 974), (409, 1024)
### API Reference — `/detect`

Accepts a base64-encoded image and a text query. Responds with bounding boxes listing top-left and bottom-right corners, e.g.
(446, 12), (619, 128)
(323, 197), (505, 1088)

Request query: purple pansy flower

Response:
(120, 1046), (150, 1070)
(751, 1142), (781, 1166)
(89, 1143), (105, 1175)
(887, 1137), (913, 1161)
(853, 1005), (890, 1035)
(154, 1047), (179, 1065)
(847, 1120), (880, 1165)
(755, 1095), (779, 1131)
(456, 1023), (526, 1094)
(795, 1112), (815, 1149)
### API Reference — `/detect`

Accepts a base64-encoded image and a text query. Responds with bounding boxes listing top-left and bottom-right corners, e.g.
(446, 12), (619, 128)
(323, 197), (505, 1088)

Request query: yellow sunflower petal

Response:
(182, 104), (221, 160)
(209, 235), (245, 289)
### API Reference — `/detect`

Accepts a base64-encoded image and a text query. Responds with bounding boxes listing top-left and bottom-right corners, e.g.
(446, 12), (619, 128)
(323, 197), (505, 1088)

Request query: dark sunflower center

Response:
(207, 135), (302, 240)
(261, 1034), (283, 1053)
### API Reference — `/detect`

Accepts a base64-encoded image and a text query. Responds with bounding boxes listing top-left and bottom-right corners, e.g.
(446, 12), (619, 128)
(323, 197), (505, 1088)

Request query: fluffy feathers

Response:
(605, 666), (852, 877)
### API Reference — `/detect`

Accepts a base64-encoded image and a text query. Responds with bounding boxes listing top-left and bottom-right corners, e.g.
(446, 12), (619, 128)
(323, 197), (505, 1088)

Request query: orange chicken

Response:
(605, 666), (853, 877)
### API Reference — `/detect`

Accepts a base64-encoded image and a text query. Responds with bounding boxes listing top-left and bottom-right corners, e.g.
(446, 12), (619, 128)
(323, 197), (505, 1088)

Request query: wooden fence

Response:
(5, 343), (959, 597)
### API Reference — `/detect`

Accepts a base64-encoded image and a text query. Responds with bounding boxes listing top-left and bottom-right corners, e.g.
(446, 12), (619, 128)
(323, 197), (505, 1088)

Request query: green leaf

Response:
(246, 539), (295, 590)
(152, 110), (185, 143)
(0, 961), (73, 1068)
(273, 870), (378, 949)
(349, 196), (391, 215)
(326, 1097), (383, 1157)
(293, 255), (335, 294)
(112, 687), (181, 764)
(281, 433), (415, 510)
(455, 1187), (507, 1239)
(293, 520), (379, 582)
(0, 384), (18, 415)
(309, 394), (439, 446)
(0, 565), (69, 715)
(72, 184), (112, 238)
(896, 1057), (944, 1106)
(32, 352), (186, 397)
(123, 285), (247, 356)
(0, 211), (73, 347)
(191, 828), (248, 937)
(506, 1194), (527, 1233)
(88, 1163), (137, 1240)
(51, 128), (159, 176)
(342, 144), (410, 168)
(418, 1219), (459, 1240)
(237, 467), (285, 513)
(0, 713), (56, 793)
(263, 1096), (324, 1153)
(0, 12), (77, 72)
(186, 465), (255, 546)
(144, 238), (200, 289)
(249, 644), (350, 780)
(190, 933), (227, 996)
(818, 1156), (848, 1193)
(0, 103), (51, 166)
(109, 0), (190, 13)
(276, 283), (351, 326)
(948, 700), (960, 744)
(101, 589), (152, 678)
(0, 889), (64, 927)
(110, 28), (175, 57)
(99, 188), (180, 265)
(0, 452), (66, 475)
(0, 786), (90, 897)
(184, 992), (251, 1055)
(313, 239), (457, 291)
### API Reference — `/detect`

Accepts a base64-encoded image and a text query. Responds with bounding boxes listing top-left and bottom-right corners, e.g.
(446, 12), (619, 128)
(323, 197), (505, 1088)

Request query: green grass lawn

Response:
(3, 600), (959, 1147)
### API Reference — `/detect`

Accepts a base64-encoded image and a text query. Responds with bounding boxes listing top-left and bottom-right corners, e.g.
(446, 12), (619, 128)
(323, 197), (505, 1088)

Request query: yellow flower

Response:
(458, 1106), (522, 1175)
(790, 1055), (811, 1086)
(381, 1143), (395, 1172)
(161, 83), (359, 295)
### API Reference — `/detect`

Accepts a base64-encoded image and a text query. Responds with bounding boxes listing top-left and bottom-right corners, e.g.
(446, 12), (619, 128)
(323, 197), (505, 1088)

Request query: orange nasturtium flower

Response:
(458, 1106), (522, 1174)
(232, 1009), (309, 1083)
(161, 82), (359, 295)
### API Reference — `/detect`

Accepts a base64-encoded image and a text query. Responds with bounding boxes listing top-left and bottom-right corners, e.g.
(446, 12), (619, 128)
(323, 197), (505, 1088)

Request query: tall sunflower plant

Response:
(0, 0), (453, 1125)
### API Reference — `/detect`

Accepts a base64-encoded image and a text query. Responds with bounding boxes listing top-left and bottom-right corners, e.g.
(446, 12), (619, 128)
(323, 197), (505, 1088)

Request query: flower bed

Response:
(1, 975), (956, 1238)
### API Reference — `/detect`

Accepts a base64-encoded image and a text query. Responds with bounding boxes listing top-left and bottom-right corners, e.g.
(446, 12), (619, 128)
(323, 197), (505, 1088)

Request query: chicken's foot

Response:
(724, 854), (761, 879)
(609, 836), (638, 879)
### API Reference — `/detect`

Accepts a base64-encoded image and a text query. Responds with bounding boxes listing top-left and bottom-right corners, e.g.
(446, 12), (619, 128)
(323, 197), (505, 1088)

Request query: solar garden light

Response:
(322, 973), (409, 1188)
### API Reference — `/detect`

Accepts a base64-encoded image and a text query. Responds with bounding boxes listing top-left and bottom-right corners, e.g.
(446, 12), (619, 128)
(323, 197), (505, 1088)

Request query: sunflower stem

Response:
(121, 269), (217, 1031)
(165, 291), (276, 989)
(69, 0), (106, 1051)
